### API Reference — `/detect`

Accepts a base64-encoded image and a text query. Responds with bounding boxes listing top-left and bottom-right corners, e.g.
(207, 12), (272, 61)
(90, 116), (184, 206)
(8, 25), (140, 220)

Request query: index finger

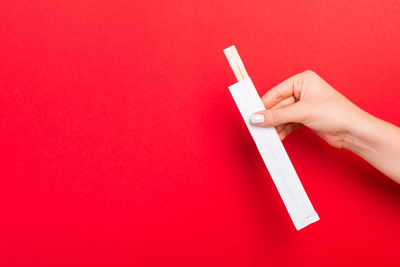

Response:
(261, 73), (302, 109)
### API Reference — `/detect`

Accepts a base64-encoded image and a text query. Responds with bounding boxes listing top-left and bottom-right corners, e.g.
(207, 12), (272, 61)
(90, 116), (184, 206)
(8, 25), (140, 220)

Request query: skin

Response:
(250, 70), (400, 184)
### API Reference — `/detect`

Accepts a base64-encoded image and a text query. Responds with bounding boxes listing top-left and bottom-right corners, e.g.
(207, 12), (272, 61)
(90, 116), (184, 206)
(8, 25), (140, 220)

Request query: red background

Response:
(1, 0), (400, 266)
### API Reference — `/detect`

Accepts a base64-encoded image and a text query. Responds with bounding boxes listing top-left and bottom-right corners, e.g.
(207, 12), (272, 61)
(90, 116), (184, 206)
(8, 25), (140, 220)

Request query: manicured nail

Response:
(250, 114), (265, 124)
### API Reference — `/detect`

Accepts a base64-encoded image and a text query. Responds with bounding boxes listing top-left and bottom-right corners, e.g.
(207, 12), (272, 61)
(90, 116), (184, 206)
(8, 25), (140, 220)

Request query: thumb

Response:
(249, 102), (307, 127)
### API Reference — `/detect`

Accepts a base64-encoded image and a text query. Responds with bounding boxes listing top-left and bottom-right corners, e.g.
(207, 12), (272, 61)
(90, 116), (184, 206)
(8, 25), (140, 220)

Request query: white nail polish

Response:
(250, 114), (265, 124)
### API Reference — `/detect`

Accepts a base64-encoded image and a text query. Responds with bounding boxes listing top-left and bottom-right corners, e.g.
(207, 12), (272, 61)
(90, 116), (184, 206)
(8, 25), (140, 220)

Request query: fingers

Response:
(271, 96), (297, 133)
(270, 96), (296, 110)
(249, 102), (307, 127)
(261, 75), (297, 109)
(277, 123), (301, 140)
(261, 72), (308, 109)
(275, 124), (286, 133)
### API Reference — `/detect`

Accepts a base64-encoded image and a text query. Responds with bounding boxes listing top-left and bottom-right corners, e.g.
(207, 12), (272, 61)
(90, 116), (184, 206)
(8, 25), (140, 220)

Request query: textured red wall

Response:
(1, 0), (400, 266)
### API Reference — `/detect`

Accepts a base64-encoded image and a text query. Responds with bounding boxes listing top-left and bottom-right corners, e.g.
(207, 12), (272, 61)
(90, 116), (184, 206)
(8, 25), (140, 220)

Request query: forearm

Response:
(343, 110), (400, 183)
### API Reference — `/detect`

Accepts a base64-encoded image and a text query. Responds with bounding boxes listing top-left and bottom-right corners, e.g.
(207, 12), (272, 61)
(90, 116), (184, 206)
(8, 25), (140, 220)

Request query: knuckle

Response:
(273, 90), (284, 102)
(302, 69), (316, 77)
(293, 78), (305, 98)
(265, 110), (280, 125)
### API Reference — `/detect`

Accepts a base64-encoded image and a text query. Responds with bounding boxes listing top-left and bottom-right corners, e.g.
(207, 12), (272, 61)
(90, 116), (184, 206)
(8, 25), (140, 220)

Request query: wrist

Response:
(342, 108), (379, 156)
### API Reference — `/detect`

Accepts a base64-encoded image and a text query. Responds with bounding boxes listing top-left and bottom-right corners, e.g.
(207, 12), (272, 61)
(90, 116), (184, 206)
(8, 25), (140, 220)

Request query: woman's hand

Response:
(250, 70), (400, 183)
(250, 70), (366, 148)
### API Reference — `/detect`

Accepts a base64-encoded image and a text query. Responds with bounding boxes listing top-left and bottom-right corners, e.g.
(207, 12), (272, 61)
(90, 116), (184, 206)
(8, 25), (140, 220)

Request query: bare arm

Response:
(249, 70), (400, 183)
(343, 110), (400, 181)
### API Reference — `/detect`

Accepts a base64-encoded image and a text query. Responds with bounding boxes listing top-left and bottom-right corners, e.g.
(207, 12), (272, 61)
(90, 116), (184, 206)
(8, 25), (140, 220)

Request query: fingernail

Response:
(250, 114), (265, 124)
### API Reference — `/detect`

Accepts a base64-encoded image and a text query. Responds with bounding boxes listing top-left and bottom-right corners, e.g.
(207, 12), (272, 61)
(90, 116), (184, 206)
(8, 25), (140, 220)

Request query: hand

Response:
(250, 70), (366, 148)
(250, 70), (400, 183)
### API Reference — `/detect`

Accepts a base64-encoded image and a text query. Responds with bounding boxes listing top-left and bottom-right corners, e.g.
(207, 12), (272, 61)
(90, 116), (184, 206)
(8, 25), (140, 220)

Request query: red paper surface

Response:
(1, 0), (400, 266)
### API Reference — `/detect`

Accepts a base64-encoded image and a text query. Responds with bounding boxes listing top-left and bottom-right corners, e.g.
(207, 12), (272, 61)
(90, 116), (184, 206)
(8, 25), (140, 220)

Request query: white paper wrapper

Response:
(229, 77), (319, 230)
